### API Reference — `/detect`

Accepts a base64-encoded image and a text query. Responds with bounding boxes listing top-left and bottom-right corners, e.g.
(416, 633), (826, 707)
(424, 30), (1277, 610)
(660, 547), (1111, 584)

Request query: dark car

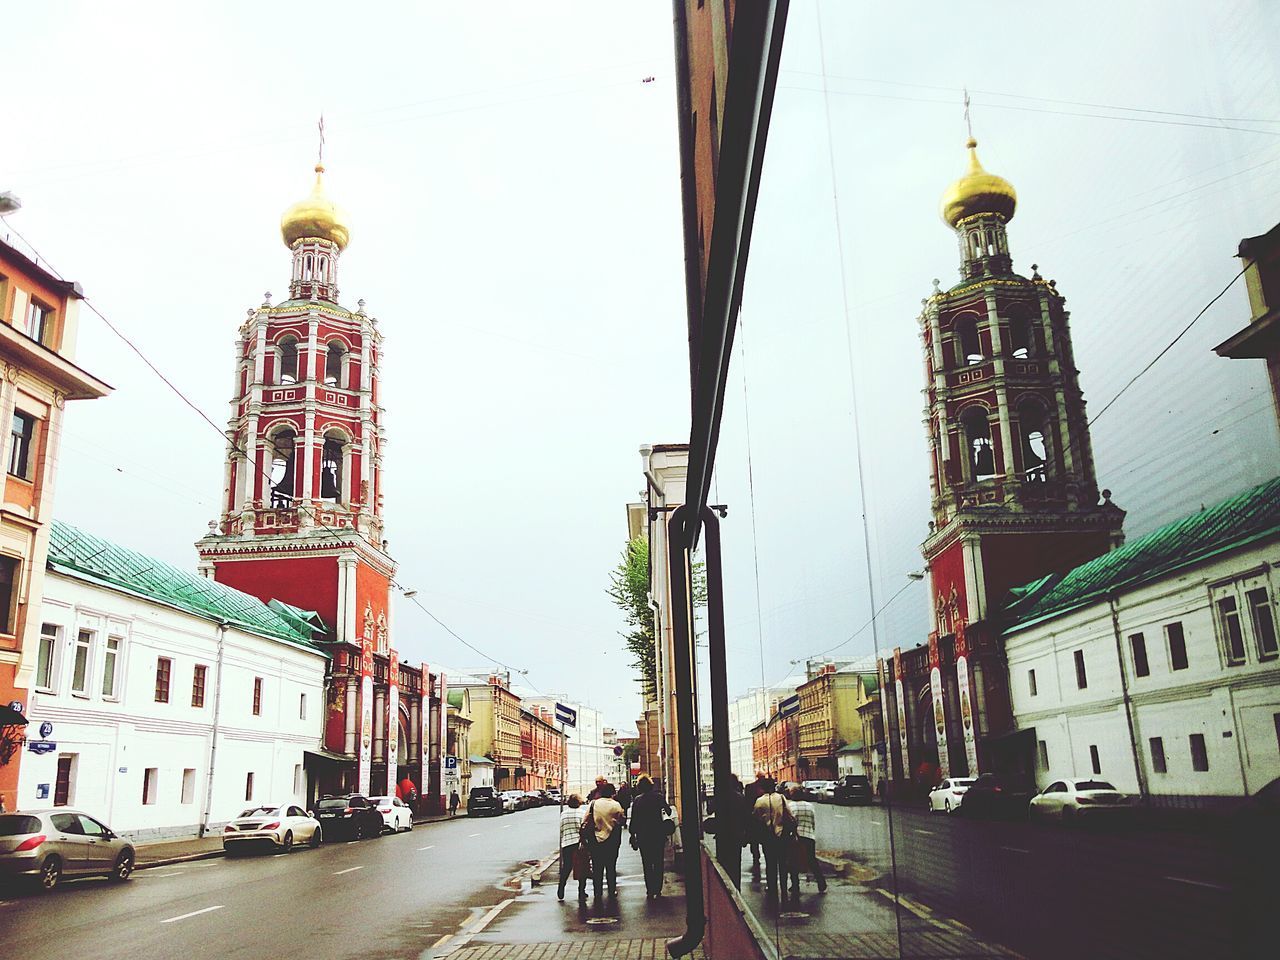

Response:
(834, 775), (875, 805)
(466, 786), (501, 817)
(958, 773), (1033, 819)
(314, 794), (383, 839)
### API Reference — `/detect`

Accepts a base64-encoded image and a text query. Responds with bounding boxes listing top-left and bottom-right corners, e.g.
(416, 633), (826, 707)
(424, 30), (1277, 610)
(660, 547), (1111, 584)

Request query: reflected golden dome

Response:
(939, 139), (1017, 227)
(281, 164), (350, 250)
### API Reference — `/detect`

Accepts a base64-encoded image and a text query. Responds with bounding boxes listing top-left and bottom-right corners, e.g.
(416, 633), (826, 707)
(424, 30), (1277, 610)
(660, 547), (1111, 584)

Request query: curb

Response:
(137, 848), (226, 869)
(530, 851), (560, 886)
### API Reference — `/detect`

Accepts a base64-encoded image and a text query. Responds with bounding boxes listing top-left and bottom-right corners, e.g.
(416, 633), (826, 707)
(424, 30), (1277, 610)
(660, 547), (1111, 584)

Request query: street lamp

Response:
(401, 589), (418, 598)
(906, 571), (925, 581)
(0, 192), (21, 216)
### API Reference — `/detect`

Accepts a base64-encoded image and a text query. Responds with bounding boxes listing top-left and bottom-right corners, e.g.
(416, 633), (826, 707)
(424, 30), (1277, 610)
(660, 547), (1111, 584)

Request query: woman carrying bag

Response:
(558, 794), (589, 902)
(628, 775), (674, 899)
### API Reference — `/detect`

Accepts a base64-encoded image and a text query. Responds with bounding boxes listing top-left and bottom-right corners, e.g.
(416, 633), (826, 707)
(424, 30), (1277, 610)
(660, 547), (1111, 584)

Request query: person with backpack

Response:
(582, 781), (626, 900)
(557, 794), (588, 902)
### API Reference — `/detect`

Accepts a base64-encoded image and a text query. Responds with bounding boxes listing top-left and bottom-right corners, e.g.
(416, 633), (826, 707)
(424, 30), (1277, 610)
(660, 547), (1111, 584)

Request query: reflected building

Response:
(880, 138), (1126, 791)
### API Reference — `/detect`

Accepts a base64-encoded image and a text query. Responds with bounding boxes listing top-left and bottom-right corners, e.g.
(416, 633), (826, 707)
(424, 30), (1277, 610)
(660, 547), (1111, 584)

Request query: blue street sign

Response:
(39, 721), (53, 738)
(28, 740), (56, 755)
(444, 755), (458, 770)
(554, 703), (577, 728)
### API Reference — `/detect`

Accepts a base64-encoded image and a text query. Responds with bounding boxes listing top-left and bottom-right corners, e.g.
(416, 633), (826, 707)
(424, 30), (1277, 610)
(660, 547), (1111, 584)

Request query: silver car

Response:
(0, 809), (136, 891)
(222, 803), (322, 853)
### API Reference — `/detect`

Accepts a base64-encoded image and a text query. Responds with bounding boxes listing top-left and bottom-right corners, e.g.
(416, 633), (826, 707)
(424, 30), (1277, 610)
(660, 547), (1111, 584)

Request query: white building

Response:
(1004, 477), (1280, 807)
(17, 520), (328, 840)
(728, 682), (802, 781)
(525, 696), (609, 796)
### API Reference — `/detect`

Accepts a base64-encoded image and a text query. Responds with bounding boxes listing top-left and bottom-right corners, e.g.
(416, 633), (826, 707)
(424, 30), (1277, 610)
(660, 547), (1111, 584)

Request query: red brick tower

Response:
(195, 162), (397, 796)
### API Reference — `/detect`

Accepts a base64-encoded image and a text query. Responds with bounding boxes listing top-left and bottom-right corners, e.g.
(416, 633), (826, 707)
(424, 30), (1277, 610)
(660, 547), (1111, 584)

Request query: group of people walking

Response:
(739, 774), (827, 901)
(556, 775), (674, 902)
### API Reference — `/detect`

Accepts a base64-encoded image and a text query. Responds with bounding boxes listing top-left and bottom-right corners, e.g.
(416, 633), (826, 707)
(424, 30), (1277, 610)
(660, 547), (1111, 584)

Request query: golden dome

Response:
(939, 139), (1017, 227)
(281, 164), (350, 250)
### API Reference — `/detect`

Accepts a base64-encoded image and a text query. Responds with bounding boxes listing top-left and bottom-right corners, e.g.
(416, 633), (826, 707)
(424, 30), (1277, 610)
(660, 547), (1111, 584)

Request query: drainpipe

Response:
(1106, 595), (1148, 799)
(199, 622), (229, 837)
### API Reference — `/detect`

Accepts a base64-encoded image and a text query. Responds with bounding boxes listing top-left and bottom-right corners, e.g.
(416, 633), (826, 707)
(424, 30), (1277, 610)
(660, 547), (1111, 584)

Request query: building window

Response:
(102, 636), (122, 698)
(0, 556), (17, 636)
(960, 407), (996, 482)
(36, 622), (59, 691)
(155, 656), (172, 703)
(1027, 669), (1037, 696)
(1274, 713), (1280, 753)
(1017, 400), (1052, 482)
(181, 768), (196, 804)
(54, 754), (77, 806)
(1150, 737), (1167, 774)
(1037, 739), (1049, 771)
(252, 677), (263, 716)
(320, 435), (344, 502)
(1166, 622), (1189, 671)
(1217, 595), (1247, 664)
(293, 763), (303, 796)
(1074, 649), (1088, 689)
(954, 316), (983, 365)
(324, 341), (345, 387)
(143, 768), (159, 805)
(245, 772), (255, 801)
(71, 628), (93, 696)
(268, 429), (297, 508)
(1089, 744), (1101, 775)
(1189, 733), (1209, 772)
(1247, 588), (1278, 659)
(8, 411), (36, 480)
(299, 692), (306, 720)
(25, 299), (52, 345)
(192, 664), (207, 708)
(278, 337), (299, 384)
(1130, 633), (1149, 678)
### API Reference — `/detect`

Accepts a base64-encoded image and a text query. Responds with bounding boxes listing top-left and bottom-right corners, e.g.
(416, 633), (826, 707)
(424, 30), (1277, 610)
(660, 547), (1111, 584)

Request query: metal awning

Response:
(1, 703), (28, 726)
(304, 747), (353, 764)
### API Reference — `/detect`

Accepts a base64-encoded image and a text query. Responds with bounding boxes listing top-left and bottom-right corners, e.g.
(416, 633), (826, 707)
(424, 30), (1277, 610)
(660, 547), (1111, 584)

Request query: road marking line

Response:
(869, 820), (883, 825)
(333, 866), (364, 876)
(1164, 875), (1229, 891)
(418, 844), (435, 851)
(137, 871), (186, 878)
(431, 934), (452, 950)
(834, 814), (846, 818)
(913, 828), (936, 836)
(501, 824), (512, 829)
(1000, 846), (1031, 855)
(161, 905), (224, 924)
(469, 832), (481, 837)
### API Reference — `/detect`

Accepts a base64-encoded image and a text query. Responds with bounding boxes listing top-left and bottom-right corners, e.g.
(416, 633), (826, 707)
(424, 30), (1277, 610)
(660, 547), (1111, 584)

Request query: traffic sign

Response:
(554, 703), (577, 728)
(444, 755), (458, 770)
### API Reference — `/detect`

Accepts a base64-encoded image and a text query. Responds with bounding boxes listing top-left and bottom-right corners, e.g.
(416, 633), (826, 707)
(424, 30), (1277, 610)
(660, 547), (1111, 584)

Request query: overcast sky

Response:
(3, 2), (1278, 734)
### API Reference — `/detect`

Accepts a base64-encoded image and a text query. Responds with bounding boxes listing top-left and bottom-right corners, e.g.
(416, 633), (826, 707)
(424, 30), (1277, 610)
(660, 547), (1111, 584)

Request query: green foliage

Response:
(622, 740), (641, 765)
(606, 534), (708, 701)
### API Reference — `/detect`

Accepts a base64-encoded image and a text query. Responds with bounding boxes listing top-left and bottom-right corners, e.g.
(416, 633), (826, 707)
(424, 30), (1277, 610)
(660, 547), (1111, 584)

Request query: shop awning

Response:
(1, 703), (28, 726)
(304, 747), (354, 764)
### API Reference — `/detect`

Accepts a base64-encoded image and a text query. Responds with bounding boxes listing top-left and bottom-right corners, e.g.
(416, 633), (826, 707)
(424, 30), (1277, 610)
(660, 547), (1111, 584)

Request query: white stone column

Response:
(344, 676), (357, 754)
(986, 294), (1016, 479)
(0, 365), (19, 476)
(374, 686), (386, 763)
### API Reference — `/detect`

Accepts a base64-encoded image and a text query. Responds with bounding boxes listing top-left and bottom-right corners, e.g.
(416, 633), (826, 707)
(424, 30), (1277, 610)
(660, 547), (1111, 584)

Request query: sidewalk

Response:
(134, 811), (454, 868)
(442, 837), (704, 959)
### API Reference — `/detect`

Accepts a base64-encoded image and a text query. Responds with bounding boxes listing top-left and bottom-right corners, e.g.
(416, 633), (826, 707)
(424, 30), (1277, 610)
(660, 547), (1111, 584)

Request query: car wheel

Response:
(310, 826), (323, 848)
(945, 800), (952, 814)
(281, 830), (294, 853)
(110, 849), (135, 882)
(406, 818), (413, 831)
(37, 855), (62, 892)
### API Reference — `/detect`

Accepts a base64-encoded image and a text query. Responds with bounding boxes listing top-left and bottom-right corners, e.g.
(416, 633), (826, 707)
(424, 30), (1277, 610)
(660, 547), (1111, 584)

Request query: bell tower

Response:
(196, 160), (396, 795)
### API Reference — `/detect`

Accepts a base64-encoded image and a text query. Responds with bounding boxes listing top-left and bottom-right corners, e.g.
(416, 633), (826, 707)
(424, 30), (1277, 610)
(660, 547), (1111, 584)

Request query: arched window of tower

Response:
(1017, 400), (1051, 483)
(960, 406), (996, 482)
(954, 315), (983, 366)
(325, 341), (345, 387)
(1008, 312), (1033, 360)
(278, 337), (299, 384)
(269, 429), (297, 507)
(320, 431), (348, 503)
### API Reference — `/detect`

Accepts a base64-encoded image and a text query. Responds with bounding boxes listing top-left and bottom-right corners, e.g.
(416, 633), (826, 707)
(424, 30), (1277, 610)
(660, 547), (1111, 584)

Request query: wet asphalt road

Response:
(0, 807), (563, 960)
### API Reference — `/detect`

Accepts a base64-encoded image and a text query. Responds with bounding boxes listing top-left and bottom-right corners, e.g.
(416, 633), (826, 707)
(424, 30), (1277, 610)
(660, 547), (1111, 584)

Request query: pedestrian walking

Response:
(783, 785), (826, 894)
(743, 772), (768, 879)
(751, 777), (795, 899)
(448, 789), (460, 817)
(584, 781), (626, 900)
(587, 776), (608, 801)
(557, 794), (588, 902)
(628, 775), (672, 898)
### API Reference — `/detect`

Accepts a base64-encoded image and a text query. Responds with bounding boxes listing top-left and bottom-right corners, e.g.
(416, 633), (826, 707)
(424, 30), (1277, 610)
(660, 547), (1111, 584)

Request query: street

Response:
(812, 802), (1248, 960)
(0, 809), (566, 960)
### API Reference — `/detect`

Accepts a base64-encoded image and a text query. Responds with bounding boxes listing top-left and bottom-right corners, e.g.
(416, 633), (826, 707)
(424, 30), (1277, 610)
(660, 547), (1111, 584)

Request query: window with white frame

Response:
(245, 771), (255, 801)
(1165, 622), (1189, 671)
(36, 622), (60, 691)
(1189, 733), (1209, 772)
(1036, 739), (1048, 771)
(1027, 668), (1037, 696)
(1216, 594), (1247, 664)
(102, 635), (122, 698)
(142, 768), (159, 804)
(181, 768), (196, 804)
(1246, 586), (1277, 659)
(1149, 736), (1166, 774)
(70, 628), (93, 696)
(0, 555), (20, 635)
(299, 692), (307, 720)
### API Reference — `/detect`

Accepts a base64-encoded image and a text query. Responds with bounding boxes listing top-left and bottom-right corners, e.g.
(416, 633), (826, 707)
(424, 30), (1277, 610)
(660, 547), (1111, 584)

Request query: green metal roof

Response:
(837, 742), (864, 754)
(1005, 476), (1280, 631)
(861, 675), (879, 697)
(447, 690), (464, 709)
(48, 519), (326, 650)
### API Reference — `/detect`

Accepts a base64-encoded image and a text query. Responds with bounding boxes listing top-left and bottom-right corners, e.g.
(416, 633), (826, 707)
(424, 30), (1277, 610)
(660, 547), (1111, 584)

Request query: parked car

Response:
(223, 803), (322, 853)
(314, 794), (384, 840)
(801, 780), (835, 801)
(0, 809), (135, 891)
(547, 786), (562, 803)
(514, 791), (539, 811)
(467, 786), (502, 817)
(369, 796), (414, 833)
(1028, 779), (1135, 822)
(957, 774), (1033, 819)
(927, 777), (976, 814)
(834, 775), (875, 805)
(499, 790), (523, 813)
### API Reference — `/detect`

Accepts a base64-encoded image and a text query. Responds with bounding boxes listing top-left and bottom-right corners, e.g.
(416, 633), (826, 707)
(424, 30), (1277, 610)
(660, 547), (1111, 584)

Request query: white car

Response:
(927, 777), (976, 814)
(369, 796), (413, 833)
(499, 790), (522, 813)
(223, 803), (322, 853)
(801, 780), (833, 800)
(1028, 778), (1135, 822)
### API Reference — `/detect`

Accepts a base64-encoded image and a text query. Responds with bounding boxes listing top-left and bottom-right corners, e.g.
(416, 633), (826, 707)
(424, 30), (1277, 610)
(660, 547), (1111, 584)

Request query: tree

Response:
(622, 740), (641, 766)
(606, 534), (707, 700)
